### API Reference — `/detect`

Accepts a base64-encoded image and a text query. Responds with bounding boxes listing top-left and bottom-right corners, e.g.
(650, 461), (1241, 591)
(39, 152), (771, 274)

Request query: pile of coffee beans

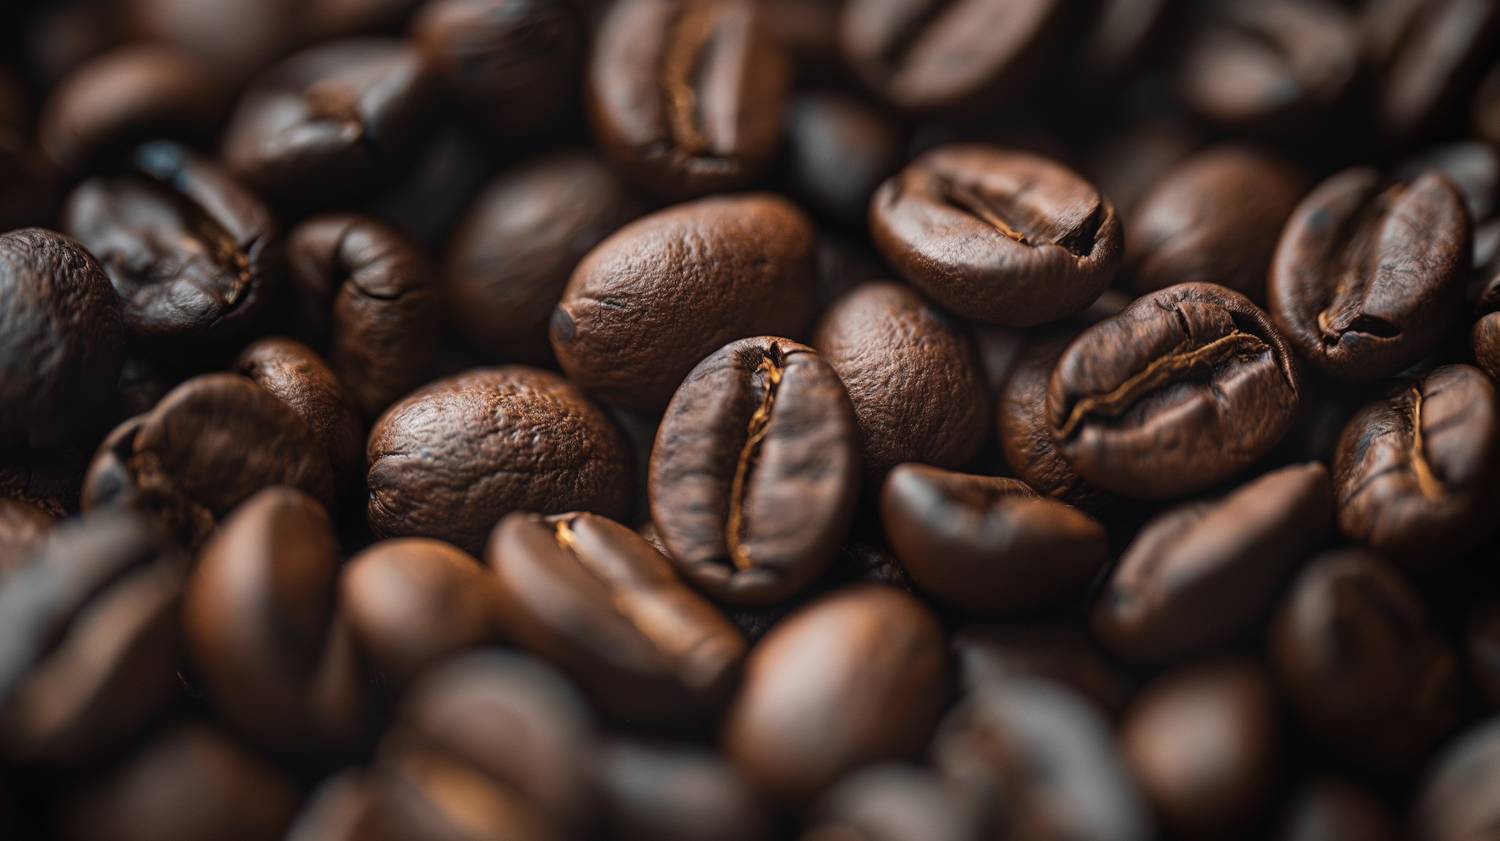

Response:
(3, 0), (1500, 838)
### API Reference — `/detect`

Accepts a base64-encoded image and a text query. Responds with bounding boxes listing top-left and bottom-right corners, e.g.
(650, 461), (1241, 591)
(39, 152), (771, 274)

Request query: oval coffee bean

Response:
(123, 0), (299, 83)
(1332, 364), (1500, 570)
(553, 193), (817, 411)
(1468, 598), (1500, 710)
(870, 144), (1123, 327)
(1127, 144), (1306, 304)
(367, 367), (632, 556)
(1370, 0), (1500, 141)
(0, 228), (124, 450)
(785, 91), (902, 226)
(881, 463), (1107, 615)
(444, 151), (644, 366)
(487, 511), (746, 724)
(649, 336), (859, 604)
(587, 0), (790, 201)
(1270, 548), (1463, 772)
(1411, 716), (1500, 841)
(1269, 168), (1469, 380)
(598, 738), (770, 841)
(1046, 283), (1300, 498)
(813, 281), (987, 489)
(1272, 777), (1398, 841)
(721, 583), (948, 805)
(803, 764), (976, 841)
(1120, 659), (1278, 841)
(1093, 462), (1333, 664)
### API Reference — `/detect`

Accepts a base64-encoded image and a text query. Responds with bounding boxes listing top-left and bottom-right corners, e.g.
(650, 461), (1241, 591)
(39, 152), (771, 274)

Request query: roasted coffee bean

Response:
(1127, 144), (1306, 304)
(649, 337), (859, 604)
(1332, 364), (1500, 569)
(553, 193), (818, 412)
(931, 678), (1152, 841)
(486, 510), (746, 724)
(598, 738), (771, 841)
(367, 367), (632, 555)
(1468, 598), (1500, 710)
(785, 91), (902, 226)
(813, 281), (987, 489)
(1046, 283), (1300, 499)
(721, 583), (947, 805)
(837, 0), (1079, 115)
(412, 0), (584, 145)
(0, 509), (183, 766)
(870, 144), (1123, 328)
(37, 42), (221, 174)
(183, 486), (372, 761)
(953, 622), (1133, 717)
(1119, 659), (1278, 841)
(881, 463), (1106, 615)
(1365, 0), (1500, 141)
(288, 212), (443, 418)
(1269, 168), (1469, 380)
(0, 228), (124, 450)
(63, 141), (282, 352)
(586, 0), (790, 201)
(1271, 548), (1463, 772)
(1272, 777), (1398, 841)
(1093, 462), (1333, 664)
(340, 538), (503, 689)
(444, 150), (644, 366)
(364, 121), (495, 254)
(221, 38), (439, 211)
(122, 0), (298, 83)
(1411, 715), (1500, 841)
(1472, 310), (1500, 382)
(0, 498), (56, 576)
(803, 763), (977, 841)
(54, 722), (300, 841)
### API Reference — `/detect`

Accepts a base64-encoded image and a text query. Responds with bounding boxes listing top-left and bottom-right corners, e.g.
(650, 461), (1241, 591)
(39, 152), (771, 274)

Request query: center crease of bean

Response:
(725, 354), (783, 571)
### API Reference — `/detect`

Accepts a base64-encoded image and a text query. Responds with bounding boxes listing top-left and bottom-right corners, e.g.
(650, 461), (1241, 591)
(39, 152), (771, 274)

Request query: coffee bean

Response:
(803, 763), (976, 841)
(1119, 659), (1278, 841)
(881, 463), (1106, 615)
(649, 336), (859, 604)
(1411, 716), (1500, 841)
(1093, 462), (1333, 664)
(1332, 364), (1500, 570)
(63, 141), (282, 352)
(0, 228), (124, 450)
(721, 583), (947, 805)
(1270, 168), (1469, 380)
(123, 0), (298, 83)
(1272, 777), (1398, 841)
(0, 498), (56, 577)
(598, 738), (771, 841)
(1271, 548), (1463, 772)
(1397, 139), (1500, 226)
(553, 193), (817, 412)
(953, 622), (1134, 717)
(367, 367), (632, 555)
(444, 150), (644, 366)
(1127, 144), (1307, 304)
(1046, 282), (1300, 499)
(586, 0), (790, 201)
(287, 212), (443, 418)
(785, 91), (902, 226)
(1467, 598), (1500, 710)
(1365, 0), (1500, 141)
(1472, 310), (1500, 381)
(870, 143), (1123, 327)
(813, 281), (987, 489)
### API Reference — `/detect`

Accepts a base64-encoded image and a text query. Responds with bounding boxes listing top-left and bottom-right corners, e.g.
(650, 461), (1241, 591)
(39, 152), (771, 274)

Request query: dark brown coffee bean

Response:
(649, 336), (859, 604)
(0, 498), (56, 577)
(803, 763), (977, 841)
(0, 228), (124, 450)
(37, 42), (222, 174)
(881, 463), (1106, 615)
(1272, 777), (1398, 841)
(1472, 311), (1500, 382)
(813, 281), (987, 489)
(1046, 283), (1300, 499)
(63, 141), (283, 352)
(487, 510), (746, 724)
(1120, 659), (1278, 841)
(870, 144), (1123, 327)
(221, 38), (439, 211)
(0, 509), (184, 766)
(1468, 598), (1500, 710)
(786, 91), (902, 226)
(586, 0), (790, 201)
(554, 193), (817, 412)
(598, 738), (771, 841)
(55, 722), (300, 841)
(413, 0), (584, 145)
(340, 538), (503, 689)
(1269, 168), (1469, 380)
(444, 150), (644, 366)
(1365, 0), (1500, 141)
(288, 212), (444, 418)
(1332, 364), (1500, 570)
(1411, 716), (1500, 841)
(953, 622), (1133, 717)
(721, 583), (947, 805)
(183, 486), (372, 760)
(1271, 548), (1463, 772)
(123, 0), (298, 83)
(1128, 144), (1307, 305)
(931, 678), (1151, 841)
(1093, 462), (1333, 664)
(367, 367), (632, 555)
